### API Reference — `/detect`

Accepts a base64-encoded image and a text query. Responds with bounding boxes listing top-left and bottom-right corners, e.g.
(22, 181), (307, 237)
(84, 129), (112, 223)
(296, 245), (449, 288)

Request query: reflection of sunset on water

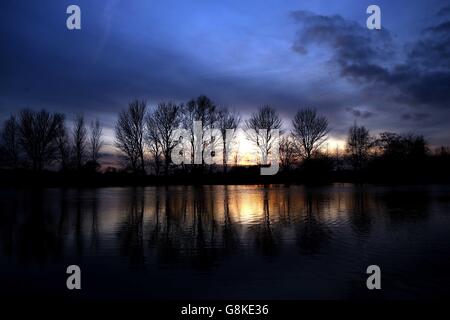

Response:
(53, 185), (378, 239)
(2, 185), (450, 298)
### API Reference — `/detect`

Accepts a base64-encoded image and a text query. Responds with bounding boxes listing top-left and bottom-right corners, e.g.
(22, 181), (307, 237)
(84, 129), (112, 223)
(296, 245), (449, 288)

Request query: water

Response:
(1, 184), (450, 299)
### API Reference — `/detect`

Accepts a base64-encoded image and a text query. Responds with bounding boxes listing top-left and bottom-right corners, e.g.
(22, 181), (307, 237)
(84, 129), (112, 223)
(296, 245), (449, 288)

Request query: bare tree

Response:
(18, 109), (65, 171)
(89, 119), (104, 164)
(0, 115), (20, 169)
(147, 102), (182, 175)
(145, 115), (163, 175)
(182, 95), (217, 168)
(115, 100), (146, 173)
(346, 124), (372, 170)
(292, 108), (329, 160)
(217, 107), (241, 172)
(279, 134), (297, 171)
(375, 132), (428, 160)
(245, 105), (283, 164)
(73, 114), (87, 170)
(56, 123), (71, 171)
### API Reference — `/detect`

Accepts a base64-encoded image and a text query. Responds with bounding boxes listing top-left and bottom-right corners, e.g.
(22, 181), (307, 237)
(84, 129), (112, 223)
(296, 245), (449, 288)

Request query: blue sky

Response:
(1, 0), (449, 147)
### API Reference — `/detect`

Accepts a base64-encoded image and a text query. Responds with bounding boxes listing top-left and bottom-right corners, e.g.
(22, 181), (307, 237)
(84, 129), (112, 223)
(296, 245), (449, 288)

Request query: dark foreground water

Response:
(1, 184), (450, 299)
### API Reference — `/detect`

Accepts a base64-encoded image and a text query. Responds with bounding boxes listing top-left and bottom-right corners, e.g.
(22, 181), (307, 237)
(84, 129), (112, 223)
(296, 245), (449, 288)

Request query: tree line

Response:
(112, 96), (333, 175)
(1, 95), (449, 182)
(0, 110), (103, 172)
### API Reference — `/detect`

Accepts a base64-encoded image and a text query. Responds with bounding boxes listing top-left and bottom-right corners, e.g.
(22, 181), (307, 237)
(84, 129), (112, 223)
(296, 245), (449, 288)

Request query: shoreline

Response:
(1, 169), (450, 188)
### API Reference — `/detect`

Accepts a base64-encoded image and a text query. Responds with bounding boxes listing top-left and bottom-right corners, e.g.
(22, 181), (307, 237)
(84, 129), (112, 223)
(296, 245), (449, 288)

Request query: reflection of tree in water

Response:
(155, 186), (183, 265)
(75, 189), (84, 256)
(0, 188), (102, 262)
(380, 188), (431, 225)
(296, 190), (331, 255)
(253, 187), (279, 257)
(147, 186), (199, 266)
(145, 185), (240, 270)
(350, 187), (372, 240)
(222, 186), (239, 255)
(120, 185), (366, 267)
(89, 189), (100, 254)
(56, 188), (68, 259)
(66, 189), (100, 258)
(16, 190), (61, 262)
(190, 186), (222, 270)
(117, 187), (145, 268)
(0, 190), (19, 257)
(148, 188), (161, 247)
(278, 186), (292, 226)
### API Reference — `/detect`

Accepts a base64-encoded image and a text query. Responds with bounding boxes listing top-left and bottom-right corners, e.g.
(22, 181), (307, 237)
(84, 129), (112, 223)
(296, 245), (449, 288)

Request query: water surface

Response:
(1, 184), (450, 299)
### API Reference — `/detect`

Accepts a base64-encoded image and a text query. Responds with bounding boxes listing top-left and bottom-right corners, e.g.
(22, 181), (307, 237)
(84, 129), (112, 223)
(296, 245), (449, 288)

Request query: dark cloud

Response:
(425, 20), (450, 33)
(291, 8), (450, 110)
(401, 112), (430, 121)
(346, 107), (374, 119)
(291, 10), (393, 77)
(436, 5), (450, 17)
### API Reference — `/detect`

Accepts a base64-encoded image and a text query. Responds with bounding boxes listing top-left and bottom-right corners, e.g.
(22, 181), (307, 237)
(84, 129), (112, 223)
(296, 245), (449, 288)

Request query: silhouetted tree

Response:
(18, 109), (65, 171)
(145, 114), (162, 175)
(217, 107), (240, 172)
(115, 100), (146, 173)
(182, 95), (217, 168)
(56, 122), (71, 171)
(401, 134), (429, 160)
(369, 132), (429, 180)
(147, 102), (182, 175)
(292, 108), (329, 160)
(72, 114), (87, 170)
(0, 115), (20, 169)
(89, 119), (103, 164)
(432, 146), (450, 180)
(376, 132), (428, 161)
(279, 134), (297, 171)
(346, 124), (373, 170)
(245, 105), (283, 164)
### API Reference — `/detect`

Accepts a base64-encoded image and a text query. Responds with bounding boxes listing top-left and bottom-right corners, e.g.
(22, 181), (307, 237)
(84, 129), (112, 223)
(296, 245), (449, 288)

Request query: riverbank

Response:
(1, 168), (450, 187)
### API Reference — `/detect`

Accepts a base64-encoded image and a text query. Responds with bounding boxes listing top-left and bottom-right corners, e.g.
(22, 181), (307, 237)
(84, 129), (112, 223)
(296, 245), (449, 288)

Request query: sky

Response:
(1, 0), (450, 150)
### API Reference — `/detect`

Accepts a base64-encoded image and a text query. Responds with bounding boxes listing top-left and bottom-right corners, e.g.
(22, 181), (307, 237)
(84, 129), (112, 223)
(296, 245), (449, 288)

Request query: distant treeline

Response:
(1, 95), (450, 185)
